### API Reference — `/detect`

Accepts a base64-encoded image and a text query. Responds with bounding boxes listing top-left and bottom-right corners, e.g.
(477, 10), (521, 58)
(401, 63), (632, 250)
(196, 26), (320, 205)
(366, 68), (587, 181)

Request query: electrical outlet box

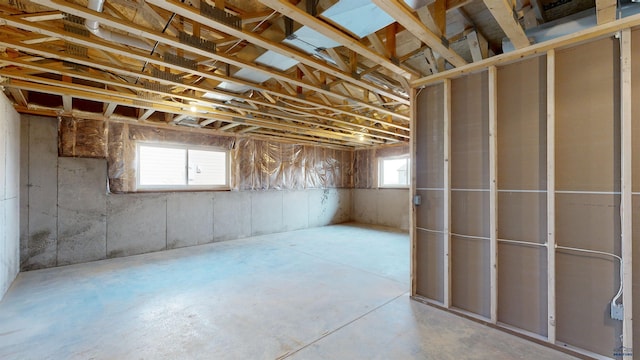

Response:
(611, 303), (624, 321)
(413, 195), (422, 206)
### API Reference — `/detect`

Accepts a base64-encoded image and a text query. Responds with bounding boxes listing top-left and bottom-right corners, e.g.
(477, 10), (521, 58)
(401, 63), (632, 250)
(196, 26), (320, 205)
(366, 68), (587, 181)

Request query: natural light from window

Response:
(379, 156), (410, 187)
(138, 143), (228, 189)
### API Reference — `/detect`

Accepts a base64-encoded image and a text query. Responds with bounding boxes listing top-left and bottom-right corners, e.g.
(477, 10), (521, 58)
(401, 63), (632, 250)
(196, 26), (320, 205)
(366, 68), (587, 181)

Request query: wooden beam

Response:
(259, 0), (416, 78)
(0, 27), (410, 132)
(372, 0), (467, 67)
(366, 33), (390, 58)
(219, 122), (241, 131)
(296, 63), (320, 85)
(412, 12), (640, 88)
(596, 0), (617, 25)
(238, 125), (260, 133)
(546, 49), (556, 344)
(325, 48), (350, 72)
(466, 30), (488, 62)
(104, 102), (117, 117)
(416, 0), (446, 37)
(619, 27), (633, 355)
(483, 0), (530, 49)
(7, 88), (27, 106)
(24, 0), (411, 118)
(137, 0), (410, 103)
(138, 108), (155, 121)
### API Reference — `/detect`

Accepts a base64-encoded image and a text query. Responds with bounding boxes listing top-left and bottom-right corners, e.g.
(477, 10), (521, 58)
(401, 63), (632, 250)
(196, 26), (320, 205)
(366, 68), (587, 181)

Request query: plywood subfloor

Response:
(0, 224), (576, 359)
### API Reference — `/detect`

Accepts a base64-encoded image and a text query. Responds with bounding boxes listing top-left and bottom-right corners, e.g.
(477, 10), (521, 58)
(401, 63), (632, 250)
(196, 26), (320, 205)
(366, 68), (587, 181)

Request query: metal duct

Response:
(85, 0), (154, 52)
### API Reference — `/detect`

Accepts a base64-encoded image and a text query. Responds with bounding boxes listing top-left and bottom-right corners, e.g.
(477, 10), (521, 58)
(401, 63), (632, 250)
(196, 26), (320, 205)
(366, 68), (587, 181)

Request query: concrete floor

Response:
(0, 223), (576, 359)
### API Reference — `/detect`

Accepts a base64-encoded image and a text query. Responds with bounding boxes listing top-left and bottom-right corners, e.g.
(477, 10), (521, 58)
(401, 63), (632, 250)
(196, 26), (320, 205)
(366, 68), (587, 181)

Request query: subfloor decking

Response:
(0, 223), (575, 359)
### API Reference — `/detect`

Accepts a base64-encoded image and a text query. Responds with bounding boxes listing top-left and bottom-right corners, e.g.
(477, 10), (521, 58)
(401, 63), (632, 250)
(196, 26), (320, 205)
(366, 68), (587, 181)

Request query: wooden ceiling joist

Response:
(22, 0), (410, 119)
(0, 21), (409, 136)
(258, 0), (417, 79)
(371, 0), (467, 68)
(482, 0), (530, 49)
(137, 0), (410, 104)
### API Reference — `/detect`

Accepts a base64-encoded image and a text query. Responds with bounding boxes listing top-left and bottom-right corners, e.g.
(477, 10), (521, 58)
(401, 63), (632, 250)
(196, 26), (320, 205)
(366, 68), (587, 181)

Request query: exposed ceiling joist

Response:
(371, 0), (467, 67)
(482, 0), (530, 49)
(259, 0), (417, 79)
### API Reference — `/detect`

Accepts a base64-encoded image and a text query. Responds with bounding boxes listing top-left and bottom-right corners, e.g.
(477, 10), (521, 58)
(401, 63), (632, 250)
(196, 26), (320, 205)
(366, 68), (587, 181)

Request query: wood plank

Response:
(546, 49), (556, 344)
(372, 0), (467, 67)
(325, 48), (350, 72)
(259, 0), (416, 78)
(444, 78), (452, 308)
(483, 0), (530, 49)
(104, 102), (117, 117)
(412, 12), (640, 88)
(410, 86), (418, 296)
(138, 108), (155, 121)
(366, 33), (390, 58)
(596, 0), (617, 25)
(488, 65), (498, 324)
(467, 30), (486, 62)
(416, 0), (446, 37)
(619, 27), (633, 355)
(27, 0), (411, 111)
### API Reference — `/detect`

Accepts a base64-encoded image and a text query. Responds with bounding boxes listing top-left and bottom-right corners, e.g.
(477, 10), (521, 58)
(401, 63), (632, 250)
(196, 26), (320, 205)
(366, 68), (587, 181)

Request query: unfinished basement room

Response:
(0, 0), (638, 358)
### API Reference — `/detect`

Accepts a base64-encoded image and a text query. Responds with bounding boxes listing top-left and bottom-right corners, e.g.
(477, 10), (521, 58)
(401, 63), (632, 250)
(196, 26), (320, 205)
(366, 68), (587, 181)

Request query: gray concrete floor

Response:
(0, 223), (576, 359)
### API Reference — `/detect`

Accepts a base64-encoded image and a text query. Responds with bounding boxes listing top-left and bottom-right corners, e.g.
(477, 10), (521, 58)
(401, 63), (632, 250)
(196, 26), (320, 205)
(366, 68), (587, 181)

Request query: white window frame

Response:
(136, 142), (230, 191)
(378, 155), (410, 189)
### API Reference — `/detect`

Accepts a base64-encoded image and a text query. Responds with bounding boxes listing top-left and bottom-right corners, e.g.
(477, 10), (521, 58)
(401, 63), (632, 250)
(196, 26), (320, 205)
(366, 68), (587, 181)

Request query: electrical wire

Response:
(555, 245), (623, 311)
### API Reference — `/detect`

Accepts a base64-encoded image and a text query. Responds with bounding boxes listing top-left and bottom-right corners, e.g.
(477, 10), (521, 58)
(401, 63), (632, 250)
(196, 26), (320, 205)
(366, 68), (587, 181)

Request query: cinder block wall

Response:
(20, 115), (352, 270)
(0, 92), (20, 300)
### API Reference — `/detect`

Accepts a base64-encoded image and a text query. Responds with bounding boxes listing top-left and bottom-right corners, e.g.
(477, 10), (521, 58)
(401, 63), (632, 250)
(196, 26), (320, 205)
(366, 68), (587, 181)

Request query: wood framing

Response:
(443, 78), (452, 308)
(372, 0), (467, 67)
(620, 27), (634, 355)
(412, 12), (640, 88)
(545, 49), (556, 344)
(488, 66), (498, 324)
(482, 0), (530, 49)
(258, 0), (416, 79)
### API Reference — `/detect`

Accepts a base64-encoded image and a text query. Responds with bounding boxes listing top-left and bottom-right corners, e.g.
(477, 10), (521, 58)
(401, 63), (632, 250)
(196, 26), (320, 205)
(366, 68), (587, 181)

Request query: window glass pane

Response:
(188, 149), (227, 186)
(139, 146), (186, 185)
(381, 157), (409, 186)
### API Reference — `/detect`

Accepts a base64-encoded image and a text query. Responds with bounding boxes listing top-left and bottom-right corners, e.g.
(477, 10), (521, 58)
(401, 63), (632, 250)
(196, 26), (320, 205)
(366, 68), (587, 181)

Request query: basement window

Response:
(137, 143), (229, 190)
(378, 156), (410, 188)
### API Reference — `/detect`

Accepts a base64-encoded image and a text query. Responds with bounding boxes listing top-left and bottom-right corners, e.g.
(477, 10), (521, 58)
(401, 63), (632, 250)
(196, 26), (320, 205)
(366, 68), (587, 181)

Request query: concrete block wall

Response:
(352, 189), (410, 231)
(20, 114), (353, 269)
(19, 114), (405, 270)
(0, 92), (20, 300)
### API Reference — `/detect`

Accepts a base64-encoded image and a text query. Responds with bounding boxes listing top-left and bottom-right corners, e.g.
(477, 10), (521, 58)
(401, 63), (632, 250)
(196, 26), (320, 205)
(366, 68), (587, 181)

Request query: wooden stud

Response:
(546, 49), (556, 344)
(410, 86), (418, 296)
(443, 78), (452, 308)
(413, 12), (640, 88)
(619, 27), (633, 354)
(488, 65), (498, 324)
